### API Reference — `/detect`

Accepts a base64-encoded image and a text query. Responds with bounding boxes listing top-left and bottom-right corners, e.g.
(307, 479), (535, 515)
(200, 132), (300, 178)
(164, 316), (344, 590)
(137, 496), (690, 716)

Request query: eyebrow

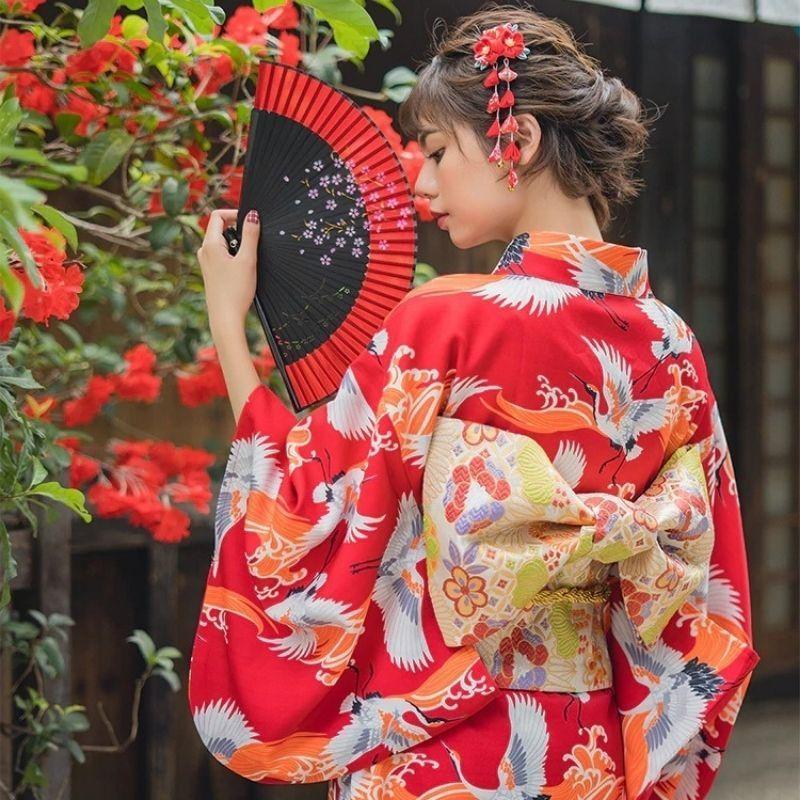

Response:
(419, 128), (439, 149)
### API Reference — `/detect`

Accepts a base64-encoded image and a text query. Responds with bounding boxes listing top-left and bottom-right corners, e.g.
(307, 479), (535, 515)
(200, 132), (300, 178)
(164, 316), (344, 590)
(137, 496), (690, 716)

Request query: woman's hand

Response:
(196, 207), (261, 333)
(196, 207), (262, 424)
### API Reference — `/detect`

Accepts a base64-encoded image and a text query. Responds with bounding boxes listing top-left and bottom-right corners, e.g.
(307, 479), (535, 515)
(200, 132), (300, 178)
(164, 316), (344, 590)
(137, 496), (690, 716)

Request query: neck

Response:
(503, 171), (604, 242)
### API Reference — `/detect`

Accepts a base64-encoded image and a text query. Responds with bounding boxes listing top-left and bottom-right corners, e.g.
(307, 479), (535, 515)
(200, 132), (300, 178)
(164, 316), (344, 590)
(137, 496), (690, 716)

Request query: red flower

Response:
(0, 0), (45, 15)
(398, 141), (424, 187)
(84, 439), (214, 543)
(17, 229), (83, 324)
(3, 72), (56, 115)
(114, 343), (162, 402)
(253, 345), (276, 378)
(0, 29), (35, 67)
(224, 6), (269, 46)
(65, 41), (136, 81)
(63, 375), (115, 427)
(0, 299), (16, 342)
(62, 87), (109, 136)
(277, 31), (301, 67)
(265, 1), (299, 29)
(177, 346), (228, 407)
(220, 164), (243, 205)
(472, 24), (528, 67)
(192, 53), (235, 96)
(152, 507), (191, 543)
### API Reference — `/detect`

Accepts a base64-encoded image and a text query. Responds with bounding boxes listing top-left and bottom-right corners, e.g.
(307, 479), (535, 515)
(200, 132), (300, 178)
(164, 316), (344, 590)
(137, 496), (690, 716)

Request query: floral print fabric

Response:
(188, 229), (759, 800)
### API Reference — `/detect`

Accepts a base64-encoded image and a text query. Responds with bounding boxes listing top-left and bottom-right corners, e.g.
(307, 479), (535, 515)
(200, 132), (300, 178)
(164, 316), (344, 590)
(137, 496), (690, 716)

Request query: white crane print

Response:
(610, 601), (725, 790)
(213, 432), (282, 577)
(470, 274), (584, 316)
(363, 492), (433, 671)
(442, 693), (550, 800)
(570, 336), (669, 486)
(633, 298), (696, 390)
(324, 690), (447, 770)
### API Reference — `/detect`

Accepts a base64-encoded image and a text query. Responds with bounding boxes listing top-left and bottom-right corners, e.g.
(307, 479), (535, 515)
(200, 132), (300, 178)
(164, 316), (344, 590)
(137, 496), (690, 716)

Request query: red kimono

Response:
(188, 230), (759, 800)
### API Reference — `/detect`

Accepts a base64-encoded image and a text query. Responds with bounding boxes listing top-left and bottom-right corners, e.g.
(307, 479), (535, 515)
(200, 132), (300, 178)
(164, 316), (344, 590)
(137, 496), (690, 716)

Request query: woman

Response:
(188, 5), (759, 799)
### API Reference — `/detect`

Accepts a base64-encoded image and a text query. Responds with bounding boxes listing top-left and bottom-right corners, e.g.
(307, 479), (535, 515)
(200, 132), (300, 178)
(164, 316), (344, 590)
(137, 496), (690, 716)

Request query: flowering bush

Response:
(0, 0), (434, 602)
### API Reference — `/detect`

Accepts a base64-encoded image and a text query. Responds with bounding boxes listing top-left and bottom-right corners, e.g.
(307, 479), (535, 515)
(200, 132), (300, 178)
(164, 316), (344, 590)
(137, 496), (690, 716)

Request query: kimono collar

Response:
(492, 229), (653, 299)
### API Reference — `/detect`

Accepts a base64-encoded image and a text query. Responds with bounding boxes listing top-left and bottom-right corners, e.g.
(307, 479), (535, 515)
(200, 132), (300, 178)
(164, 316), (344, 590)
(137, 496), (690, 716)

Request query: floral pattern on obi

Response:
(423, 415), (714, 692)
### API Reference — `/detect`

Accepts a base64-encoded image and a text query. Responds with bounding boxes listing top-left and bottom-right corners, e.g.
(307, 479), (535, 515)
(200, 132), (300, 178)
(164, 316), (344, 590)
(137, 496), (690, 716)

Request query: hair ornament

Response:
(472, 22), (530, 190)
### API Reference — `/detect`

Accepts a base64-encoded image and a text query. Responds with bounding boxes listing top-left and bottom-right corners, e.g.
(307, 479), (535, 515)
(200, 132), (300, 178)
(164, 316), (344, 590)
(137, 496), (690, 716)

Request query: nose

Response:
(414, 157), (438, 200)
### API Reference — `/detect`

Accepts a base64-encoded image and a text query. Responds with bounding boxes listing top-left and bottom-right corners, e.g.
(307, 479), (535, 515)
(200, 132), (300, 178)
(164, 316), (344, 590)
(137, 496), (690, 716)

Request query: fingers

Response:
(206, 207), (239, 240)
(236, 208), (261, 261)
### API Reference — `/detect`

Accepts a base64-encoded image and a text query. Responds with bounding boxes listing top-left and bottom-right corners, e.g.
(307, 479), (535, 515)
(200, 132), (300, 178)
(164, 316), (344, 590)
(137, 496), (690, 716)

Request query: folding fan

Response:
(228, 61), (418, 413)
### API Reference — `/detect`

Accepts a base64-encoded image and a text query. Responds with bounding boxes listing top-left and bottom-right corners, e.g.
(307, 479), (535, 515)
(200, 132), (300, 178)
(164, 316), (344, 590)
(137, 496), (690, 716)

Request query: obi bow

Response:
(422, 417), (714, 652)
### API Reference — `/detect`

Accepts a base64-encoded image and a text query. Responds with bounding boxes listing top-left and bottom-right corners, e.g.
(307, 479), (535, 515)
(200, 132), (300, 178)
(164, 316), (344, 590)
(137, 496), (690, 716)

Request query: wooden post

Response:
(38, 503), (73, 800)
(145, 541), (179, 800)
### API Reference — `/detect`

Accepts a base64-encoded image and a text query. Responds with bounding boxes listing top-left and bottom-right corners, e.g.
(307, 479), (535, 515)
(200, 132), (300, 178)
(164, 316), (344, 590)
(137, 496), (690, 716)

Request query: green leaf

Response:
(0, 518), (16, 611)
(368, 0), (401, 24)
(170, 0), (224, 34)
(382, 65), (417, 103)
(78, 0), (120, 46)
(121, 13), (149, 40)
(54, 112), (81, 139)
(153, 666), (181, 691)
(31, 205), (79, 252)
(28, 482), (92, 523)
(161, 176), (188, 217)
(77, 129), (134, 186)
(0, 262), (23, 312)
(127, 628), (156, 662)
(155, 646), (182, 660)
(0, 145), (89, 180)
(28, 458), (47, 489)
(148, 217), (181, 250)
(142, 0), (168, 42)
(0, 97), (23, 147)
(65, 739), (86, 764)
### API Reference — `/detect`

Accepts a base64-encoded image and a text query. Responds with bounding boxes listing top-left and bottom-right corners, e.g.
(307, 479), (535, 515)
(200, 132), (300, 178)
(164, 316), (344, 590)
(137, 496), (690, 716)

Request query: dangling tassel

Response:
(498, 88), (515, 108)
(500, 114), (519, 135)
(502, 140), (520, 162)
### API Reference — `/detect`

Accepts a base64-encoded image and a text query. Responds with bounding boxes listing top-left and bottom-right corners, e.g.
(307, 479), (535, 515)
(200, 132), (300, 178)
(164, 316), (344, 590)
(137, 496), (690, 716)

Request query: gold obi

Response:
(422, 416), (714, 693)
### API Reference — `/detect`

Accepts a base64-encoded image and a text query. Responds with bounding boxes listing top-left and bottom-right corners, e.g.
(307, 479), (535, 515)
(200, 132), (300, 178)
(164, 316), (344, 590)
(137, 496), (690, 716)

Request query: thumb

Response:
(237, 208), (261, 258)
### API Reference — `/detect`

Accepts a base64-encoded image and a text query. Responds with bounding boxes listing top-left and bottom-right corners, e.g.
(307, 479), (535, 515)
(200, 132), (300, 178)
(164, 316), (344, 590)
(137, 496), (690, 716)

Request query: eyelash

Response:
(427, 148), (444, 164)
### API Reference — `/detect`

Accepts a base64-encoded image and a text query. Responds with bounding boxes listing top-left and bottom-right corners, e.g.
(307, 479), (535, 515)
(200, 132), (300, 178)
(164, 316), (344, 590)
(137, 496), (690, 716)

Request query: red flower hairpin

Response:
(472, 23), (530, 190)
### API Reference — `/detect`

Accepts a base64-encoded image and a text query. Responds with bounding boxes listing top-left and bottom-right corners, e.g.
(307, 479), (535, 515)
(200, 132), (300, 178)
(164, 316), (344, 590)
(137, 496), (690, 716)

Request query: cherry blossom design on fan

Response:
(278, 151), (410, 264)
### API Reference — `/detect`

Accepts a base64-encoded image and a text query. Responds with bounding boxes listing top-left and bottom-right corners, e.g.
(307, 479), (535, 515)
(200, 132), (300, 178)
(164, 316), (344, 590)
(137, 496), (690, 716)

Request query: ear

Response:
(514, 113), (542, 166)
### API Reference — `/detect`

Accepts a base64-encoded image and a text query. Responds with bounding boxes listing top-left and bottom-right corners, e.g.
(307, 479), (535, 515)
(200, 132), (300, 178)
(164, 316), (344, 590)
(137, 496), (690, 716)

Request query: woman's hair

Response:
(397, 2), (660, 232)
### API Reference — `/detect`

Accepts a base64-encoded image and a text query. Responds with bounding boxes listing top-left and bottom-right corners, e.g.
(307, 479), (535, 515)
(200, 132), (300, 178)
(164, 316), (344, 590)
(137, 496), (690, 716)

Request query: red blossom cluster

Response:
(0, 3), (300, 139)
(0, 228), (84, 341)
(78, 439), (214, 542)
(176, 344), (275, 407)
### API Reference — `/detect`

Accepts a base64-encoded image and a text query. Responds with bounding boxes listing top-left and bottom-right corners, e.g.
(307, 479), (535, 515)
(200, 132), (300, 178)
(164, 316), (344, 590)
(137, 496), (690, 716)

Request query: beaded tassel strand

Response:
(472, 23), (530, 191)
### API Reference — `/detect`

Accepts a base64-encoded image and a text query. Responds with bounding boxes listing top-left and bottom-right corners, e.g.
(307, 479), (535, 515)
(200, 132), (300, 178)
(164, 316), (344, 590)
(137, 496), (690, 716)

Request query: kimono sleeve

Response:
(609, 365), (760, 800)
(187, 292), (500, 784)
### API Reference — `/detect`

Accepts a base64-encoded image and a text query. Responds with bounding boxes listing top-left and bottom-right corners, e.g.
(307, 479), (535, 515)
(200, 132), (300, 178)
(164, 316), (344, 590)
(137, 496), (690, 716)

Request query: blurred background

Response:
(1, 0), (797, 798)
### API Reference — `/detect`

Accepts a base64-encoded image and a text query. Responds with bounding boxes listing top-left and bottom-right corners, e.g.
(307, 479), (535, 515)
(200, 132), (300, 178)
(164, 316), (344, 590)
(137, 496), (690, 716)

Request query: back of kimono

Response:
(188, 230), (759, 800)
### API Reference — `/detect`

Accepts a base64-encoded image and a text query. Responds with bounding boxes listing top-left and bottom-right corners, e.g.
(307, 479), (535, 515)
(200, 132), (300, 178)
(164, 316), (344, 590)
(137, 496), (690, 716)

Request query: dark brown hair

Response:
(397, 2), (661, 232)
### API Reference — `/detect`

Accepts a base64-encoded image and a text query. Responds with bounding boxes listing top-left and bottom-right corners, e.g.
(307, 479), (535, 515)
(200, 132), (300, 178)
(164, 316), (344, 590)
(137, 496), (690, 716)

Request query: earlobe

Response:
(515, 113), (541, 166)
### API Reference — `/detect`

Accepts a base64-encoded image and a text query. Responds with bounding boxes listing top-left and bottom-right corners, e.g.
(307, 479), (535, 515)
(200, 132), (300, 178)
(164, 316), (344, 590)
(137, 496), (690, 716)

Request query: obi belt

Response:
(423, 415), (715, 693)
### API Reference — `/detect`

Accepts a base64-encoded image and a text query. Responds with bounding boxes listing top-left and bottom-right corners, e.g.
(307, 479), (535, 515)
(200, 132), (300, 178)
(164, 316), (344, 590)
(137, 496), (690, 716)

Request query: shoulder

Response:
(386, 273), (498, 322)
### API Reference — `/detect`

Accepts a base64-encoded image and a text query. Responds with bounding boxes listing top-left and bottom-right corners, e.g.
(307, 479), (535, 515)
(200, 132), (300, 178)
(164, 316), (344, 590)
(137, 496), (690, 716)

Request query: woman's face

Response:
(414, 120), (533, 249)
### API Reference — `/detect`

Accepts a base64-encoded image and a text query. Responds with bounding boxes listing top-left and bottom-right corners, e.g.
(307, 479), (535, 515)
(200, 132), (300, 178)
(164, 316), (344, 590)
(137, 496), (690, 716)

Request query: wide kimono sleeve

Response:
(608, 358), (761, 800)
(187, 290), (501, 784)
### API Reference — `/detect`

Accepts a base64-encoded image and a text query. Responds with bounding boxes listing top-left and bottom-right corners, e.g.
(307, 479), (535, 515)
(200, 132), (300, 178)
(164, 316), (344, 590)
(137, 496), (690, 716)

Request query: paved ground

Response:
(710, 697), (799, 799)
